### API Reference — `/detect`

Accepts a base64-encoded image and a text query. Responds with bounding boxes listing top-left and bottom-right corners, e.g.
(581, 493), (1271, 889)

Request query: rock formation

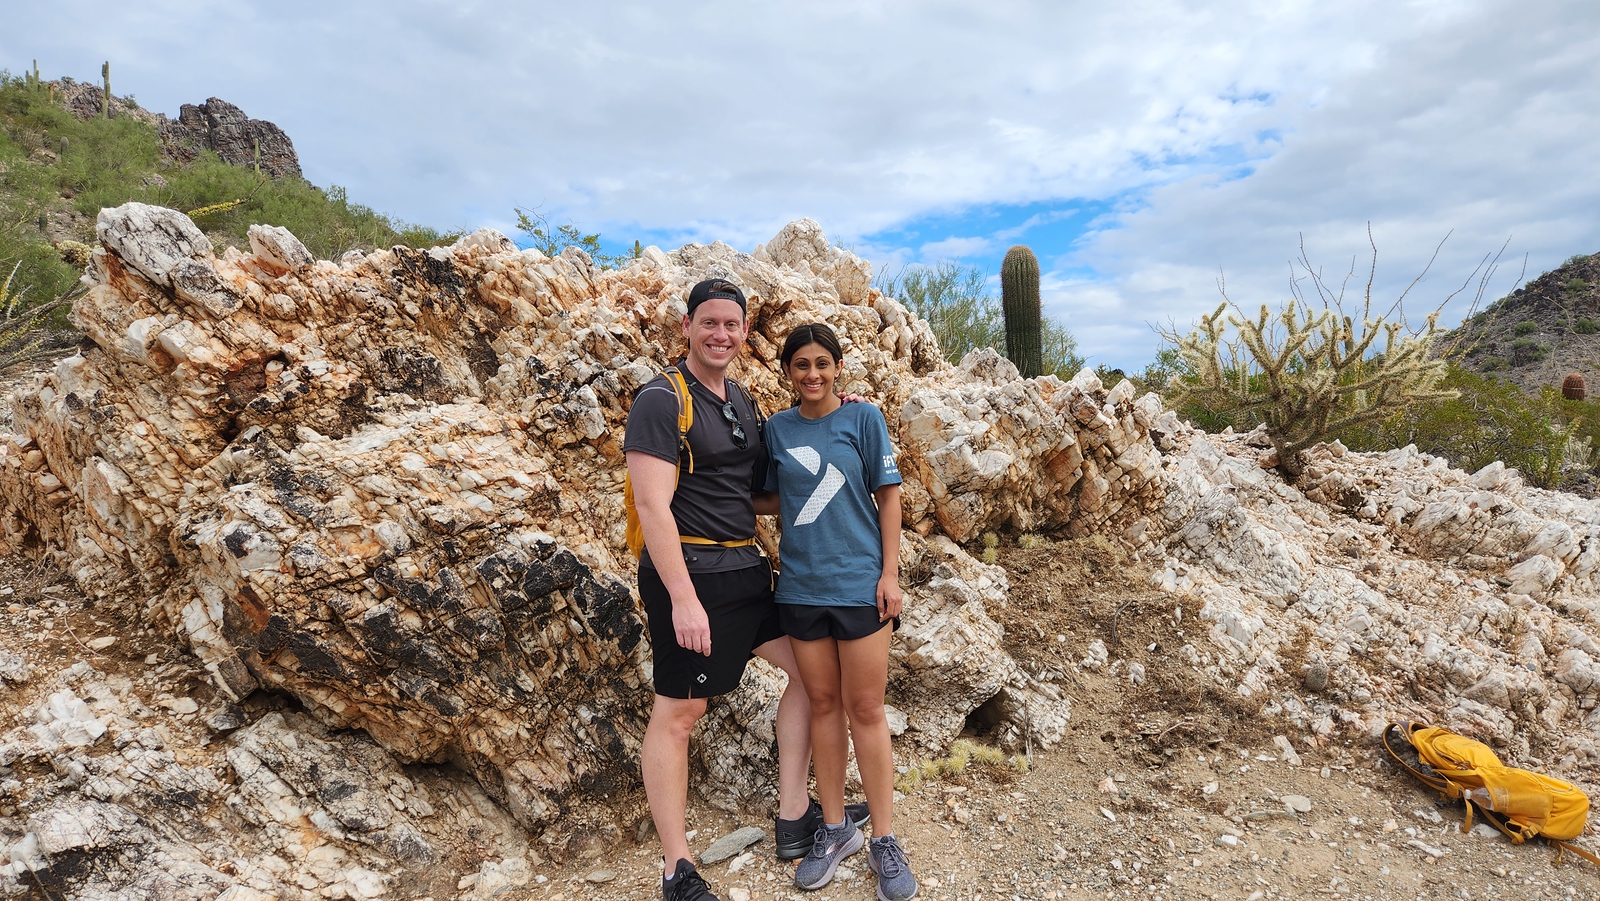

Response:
(49, 81), (302, 180)
(0, 205), (1164, 836)
(160, 98), (303, 179)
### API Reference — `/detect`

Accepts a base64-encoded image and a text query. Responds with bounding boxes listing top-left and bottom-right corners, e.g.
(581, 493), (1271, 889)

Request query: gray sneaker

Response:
(793, 821), (863, 890)
(868, 835), (918, 901)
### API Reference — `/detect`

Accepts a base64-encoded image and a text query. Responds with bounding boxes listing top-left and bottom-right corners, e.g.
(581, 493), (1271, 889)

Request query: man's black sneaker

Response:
(663, 858), (718, 901)
(775, 798), (872, 859)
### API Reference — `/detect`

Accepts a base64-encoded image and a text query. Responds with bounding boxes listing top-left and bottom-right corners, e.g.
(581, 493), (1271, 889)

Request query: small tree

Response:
(1, 262), (77, 376)
(1167, 238), (1455, 480)
(513, 206), (636, 269)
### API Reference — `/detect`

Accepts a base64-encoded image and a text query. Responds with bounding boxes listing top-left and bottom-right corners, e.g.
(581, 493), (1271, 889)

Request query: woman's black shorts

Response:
(639, 563), (783, 699)
(778, 603), (899, 642)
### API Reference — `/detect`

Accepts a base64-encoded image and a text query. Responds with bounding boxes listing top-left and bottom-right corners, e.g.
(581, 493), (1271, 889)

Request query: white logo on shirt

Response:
(788, 446), (845, 526)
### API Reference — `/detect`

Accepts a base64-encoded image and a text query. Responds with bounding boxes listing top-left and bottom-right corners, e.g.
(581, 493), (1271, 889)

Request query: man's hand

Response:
(674, 595), (713, 655)
(876, 573), (903, 622)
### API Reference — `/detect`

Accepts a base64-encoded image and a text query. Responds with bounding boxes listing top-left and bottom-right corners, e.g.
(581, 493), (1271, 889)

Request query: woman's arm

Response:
(874, 483), (903, 621)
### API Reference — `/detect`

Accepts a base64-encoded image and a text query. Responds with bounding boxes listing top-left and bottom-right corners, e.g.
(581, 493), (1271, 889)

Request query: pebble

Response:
(1202, 781), (1219, 796)
(87, 636), (116, 650)
(1320, 766), (1332, 779)
(701, 826), (765, 865)
(1099, 807), (1117, 823)
(727, 889), (751, 901)
(583, 870), (615, 883)
(1281, 794), (1312, 813)
(1214, 834), (1241, 848)
(1097, 777), (1118, 794)
(1405, 839), (1447, 859)
(1272, 735), (1302, 766)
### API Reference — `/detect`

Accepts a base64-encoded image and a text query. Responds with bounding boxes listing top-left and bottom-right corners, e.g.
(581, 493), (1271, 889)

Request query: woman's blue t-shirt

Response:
(763, 402), (902, 607)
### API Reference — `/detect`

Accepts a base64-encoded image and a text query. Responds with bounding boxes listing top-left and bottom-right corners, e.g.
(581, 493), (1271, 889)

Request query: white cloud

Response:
(918, 236), (992, 261)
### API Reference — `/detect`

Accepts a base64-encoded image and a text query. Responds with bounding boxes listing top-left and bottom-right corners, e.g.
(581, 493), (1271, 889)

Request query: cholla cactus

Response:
(1173, 293), (1453, 480)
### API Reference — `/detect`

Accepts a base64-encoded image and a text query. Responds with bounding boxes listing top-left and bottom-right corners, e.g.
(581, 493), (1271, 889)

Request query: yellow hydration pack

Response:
(622, 366), (760, 560)
(1382, 722), (1599, 866)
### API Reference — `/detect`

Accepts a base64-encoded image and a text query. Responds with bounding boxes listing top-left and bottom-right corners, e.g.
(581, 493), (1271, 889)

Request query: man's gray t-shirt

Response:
(623, 367), (766, 574)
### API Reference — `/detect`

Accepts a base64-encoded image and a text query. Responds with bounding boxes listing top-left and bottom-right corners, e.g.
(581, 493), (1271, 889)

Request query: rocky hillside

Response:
(0, 72), (447, 316)
(1450, 251), (1600, 394)
(2, 208), (1600, 899)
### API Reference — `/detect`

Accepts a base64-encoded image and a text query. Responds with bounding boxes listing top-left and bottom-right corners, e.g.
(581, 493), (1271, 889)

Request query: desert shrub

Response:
(1513, 319), (1538, 336)
(1510, 337), (1549, 367)
(1479, 356), (1507, 372)
(1575, 318), (1599, 335)
(879, 262), (1083, 378)
(1345, 366), (1586, 488)
(513, 206), (638, 269)
(1567, 278), (1590, 294)
(1565, 253), (1594, 267)
(0, 261), (76, 375)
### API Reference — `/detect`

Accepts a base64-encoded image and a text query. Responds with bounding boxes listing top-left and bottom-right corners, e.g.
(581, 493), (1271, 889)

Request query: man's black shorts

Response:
(639, 562), (783, 699)
(779, 604), (899, 642)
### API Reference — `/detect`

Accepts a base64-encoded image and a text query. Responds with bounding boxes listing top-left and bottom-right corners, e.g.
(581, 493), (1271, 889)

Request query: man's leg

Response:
(642, 693), (709, 875)
(789, 635), (849, 825)
(838, 624), (895, 836)
(753, 635), (813, 821)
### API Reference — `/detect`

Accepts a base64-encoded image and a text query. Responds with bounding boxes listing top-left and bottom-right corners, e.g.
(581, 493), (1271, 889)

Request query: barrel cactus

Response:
(1562, 371), (1587, 400)
(1001, 245), (1043, 378)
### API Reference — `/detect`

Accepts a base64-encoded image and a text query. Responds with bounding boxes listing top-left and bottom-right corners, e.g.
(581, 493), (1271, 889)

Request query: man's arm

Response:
(627, 450), (712, 656)
(752, 491), (779, 516)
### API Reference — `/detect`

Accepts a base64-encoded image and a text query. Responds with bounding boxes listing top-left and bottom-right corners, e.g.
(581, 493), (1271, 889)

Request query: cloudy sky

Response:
(7, 0), (1598, 368)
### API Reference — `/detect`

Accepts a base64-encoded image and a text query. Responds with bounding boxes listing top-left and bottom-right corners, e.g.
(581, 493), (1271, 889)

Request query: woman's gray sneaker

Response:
(868, 835), (918, 901)
(793, 822), (863, 890)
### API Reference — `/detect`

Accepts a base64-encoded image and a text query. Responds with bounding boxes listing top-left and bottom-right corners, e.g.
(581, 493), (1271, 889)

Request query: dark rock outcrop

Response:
(160, 98), (302, 180)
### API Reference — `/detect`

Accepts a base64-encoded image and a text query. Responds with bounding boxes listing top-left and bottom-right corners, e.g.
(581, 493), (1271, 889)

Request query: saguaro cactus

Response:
(1001, 245), (1043, 378)
(101, 61), (111, 119)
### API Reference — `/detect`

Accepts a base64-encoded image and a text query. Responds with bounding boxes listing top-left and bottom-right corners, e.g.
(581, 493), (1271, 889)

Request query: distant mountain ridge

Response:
(1447, 251), (1600, 394)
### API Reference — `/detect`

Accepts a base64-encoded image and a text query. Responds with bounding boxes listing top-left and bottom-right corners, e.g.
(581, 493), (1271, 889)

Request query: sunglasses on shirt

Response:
(720, 401), (747, 449)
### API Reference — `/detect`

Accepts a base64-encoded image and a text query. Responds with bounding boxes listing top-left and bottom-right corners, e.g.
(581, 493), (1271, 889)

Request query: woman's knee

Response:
(845, 694), (887, 727)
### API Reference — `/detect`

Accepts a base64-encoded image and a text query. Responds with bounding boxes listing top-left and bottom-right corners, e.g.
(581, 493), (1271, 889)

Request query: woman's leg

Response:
(753, 635), (813, 820)
(838, 623), (895, 837)
(789, 635), (849, 825)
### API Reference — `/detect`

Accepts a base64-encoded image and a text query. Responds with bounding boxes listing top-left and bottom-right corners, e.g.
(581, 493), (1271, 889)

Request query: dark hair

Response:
(780, 323), (844, 368)
(686, 278), (748, 316)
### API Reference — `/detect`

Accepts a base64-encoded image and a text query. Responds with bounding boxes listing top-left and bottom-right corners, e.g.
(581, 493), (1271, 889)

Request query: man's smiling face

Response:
(682, 298), (748, 376)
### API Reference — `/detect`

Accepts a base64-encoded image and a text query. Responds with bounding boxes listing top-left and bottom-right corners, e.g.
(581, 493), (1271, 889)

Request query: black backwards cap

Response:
(686, 278), (748, 316)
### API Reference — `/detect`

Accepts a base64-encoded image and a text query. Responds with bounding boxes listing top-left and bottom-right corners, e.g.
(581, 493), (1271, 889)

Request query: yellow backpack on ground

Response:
(1383, 722), (1600, 866)
(622, 366), (761, 560)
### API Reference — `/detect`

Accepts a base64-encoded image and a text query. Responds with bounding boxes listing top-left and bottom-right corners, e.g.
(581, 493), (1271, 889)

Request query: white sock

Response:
(825, 820), (847, 830)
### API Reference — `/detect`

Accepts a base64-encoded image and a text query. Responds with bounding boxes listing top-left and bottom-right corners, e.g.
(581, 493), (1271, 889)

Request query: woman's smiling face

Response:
(783, 341), (840, 403)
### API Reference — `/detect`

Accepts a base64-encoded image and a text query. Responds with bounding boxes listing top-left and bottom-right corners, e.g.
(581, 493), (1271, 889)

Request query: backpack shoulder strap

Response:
(1383, 722), (1456, 797)
(662, 366), (694, 473)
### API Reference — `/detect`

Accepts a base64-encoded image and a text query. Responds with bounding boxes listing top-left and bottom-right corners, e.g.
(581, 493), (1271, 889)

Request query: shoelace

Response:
(873, 838), (907, 877)
(805, 825), (838, 860)
(670, 867), (714, 901)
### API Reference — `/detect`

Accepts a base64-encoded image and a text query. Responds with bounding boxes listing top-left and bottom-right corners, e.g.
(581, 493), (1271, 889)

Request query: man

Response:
(624, 279), (866, 901)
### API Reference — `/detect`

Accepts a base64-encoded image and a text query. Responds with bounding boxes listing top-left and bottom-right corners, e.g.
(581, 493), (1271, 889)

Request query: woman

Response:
(764, 323), (918, 900)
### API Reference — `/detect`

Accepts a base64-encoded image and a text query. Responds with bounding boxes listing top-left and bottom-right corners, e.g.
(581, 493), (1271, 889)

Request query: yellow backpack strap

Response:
(663, 366), (694, 474)
(1550, 838), (1600, 868)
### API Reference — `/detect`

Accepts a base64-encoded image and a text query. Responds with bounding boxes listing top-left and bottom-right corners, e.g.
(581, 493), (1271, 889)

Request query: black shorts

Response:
(779, 604), (899, 642)
(640, 563), (783, 699)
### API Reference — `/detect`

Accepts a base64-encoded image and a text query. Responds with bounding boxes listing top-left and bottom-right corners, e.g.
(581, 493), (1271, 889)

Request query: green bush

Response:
(1574, 318), (1599, 335)
(879, 262), (1083, 379)
(1514, 319), (1538, 336)
(1567, 278), (1590, 294)
(1510, 337), (1549, 367)
(1480, 356), (1507, 372)
(1345, 365), (1587, 488)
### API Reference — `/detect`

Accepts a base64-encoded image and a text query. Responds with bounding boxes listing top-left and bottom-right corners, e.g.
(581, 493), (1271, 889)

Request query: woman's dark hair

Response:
(780, 323), (844, 368)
